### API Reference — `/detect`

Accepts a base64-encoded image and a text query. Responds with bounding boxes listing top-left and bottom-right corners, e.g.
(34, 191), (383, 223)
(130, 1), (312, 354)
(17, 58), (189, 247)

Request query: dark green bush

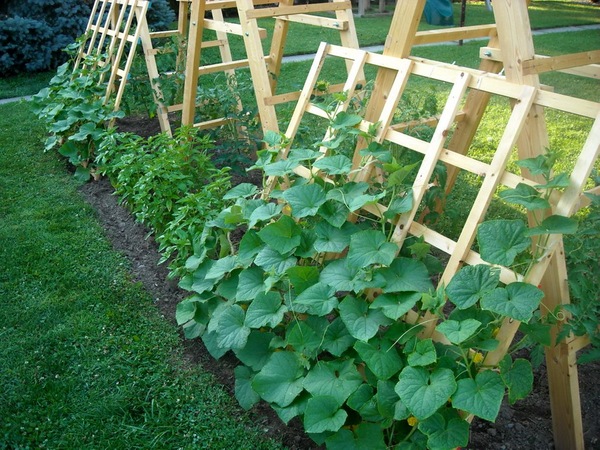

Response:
(0, 17), (53, 74)
(0, 0), (175, 76)
(0, 0), (91, 75)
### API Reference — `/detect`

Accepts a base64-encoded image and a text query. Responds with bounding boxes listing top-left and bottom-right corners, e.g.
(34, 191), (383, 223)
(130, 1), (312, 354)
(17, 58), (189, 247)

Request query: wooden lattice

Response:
(272, 38), (599, 448)
(75, 0), (152, 111)
(148, 0), (363, 135)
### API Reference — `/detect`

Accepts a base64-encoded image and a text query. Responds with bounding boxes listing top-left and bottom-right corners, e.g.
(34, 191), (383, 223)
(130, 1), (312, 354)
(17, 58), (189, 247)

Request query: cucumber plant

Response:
(174, 106), (580, 449)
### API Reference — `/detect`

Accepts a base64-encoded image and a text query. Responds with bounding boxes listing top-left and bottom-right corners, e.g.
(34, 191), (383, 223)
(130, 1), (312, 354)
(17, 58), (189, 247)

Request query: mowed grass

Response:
(0, 102), (284, 449)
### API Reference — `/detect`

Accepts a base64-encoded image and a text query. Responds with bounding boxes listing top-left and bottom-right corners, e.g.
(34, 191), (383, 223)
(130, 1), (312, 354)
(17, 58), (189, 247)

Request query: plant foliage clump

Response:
(32, 41), (124, 181)
(96, 126), (232, 274)
(172, 102), (579, 448)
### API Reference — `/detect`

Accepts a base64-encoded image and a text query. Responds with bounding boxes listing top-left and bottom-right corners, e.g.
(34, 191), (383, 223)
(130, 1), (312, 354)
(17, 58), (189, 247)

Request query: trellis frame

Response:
(164, 0), (363, 136)
(266, 1), (599, 448)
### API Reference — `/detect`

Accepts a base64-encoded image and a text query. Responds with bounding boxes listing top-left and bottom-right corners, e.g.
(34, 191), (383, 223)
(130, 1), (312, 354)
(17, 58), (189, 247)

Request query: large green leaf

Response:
(313, 155), (353, 175)
(188, 260), (218, 294)
(245, 291), (287, 328)
(525, 214), (578, 237)
(234, 330), (274, 371)
(248, 202), (282, 229)
(331, 111), (363, 129)
(216, 304), (250, 350)
(318, 200), (348, 228)
(516, 154), (553, 176)
(303, 396), (348, 434)
(285, 319), (326, 357)
(339, 295), (390, 341)
(452, 370), (504, 421)
(314, 221), (356, 253)
(327, 182), (385, 212)
(406, 338), (437, 367)
(354, 338), (403, 380)
(202, 330), (228, 359)
(286, 265), (320, 294)
(346, 384), (380, 420)
(325, 422), (387, 450)
(322, 317), (356, 356)
(418, 410), (470, 450)
(499, 183), (550, 210)
(303, 360), (362, 406)
(477, 220), (531, 266)
(383, 193), (414, 219)
(370, 292), (420, 320)
(294, 282), (338, 316)
(378, 258), (433, 293)
(264, 159), (300, 176)
(254, 247), (297, 274)
(257, 215), (302, 254)
(252, 351), (305, 407)
(234, 365), (260, 410)
(205, 255), (239, 280)
(499, 356), (533, 404)
(320, 258), (358, 291)
(238, 230), (265, 264)
(436, 319), (482, 344)
(376, 380), (410, 420)
(272, 393), (310, 424)
(535, 173), (570, 190)
(346, 230), (397, 269)
(481, 282), (544, 322)
(223, 183), (258, 200)
(395, 367), (457, 420)
(282, 184), (328, 218)
(236, 266), (265, 302)
(446, 264), (500, 309)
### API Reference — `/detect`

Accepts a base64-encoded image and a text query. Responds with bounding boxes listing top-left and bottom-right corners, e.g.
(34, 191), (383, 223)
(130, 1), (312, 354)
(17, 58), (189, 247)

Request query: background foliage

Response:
(0, 0), (175, 76)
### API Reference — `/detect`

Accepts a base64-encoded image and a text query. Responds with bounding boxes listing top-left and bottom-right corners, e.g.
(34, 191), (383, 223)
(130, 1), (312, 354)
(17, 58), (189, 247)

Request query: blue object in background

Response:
(424, 0), (455, 26)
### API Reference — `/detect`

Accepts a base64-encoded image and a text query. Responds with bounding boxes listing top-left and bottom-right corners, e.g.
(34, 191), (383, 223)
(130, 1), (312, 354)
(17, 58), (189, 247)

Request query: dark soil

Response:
(79, 115), (600, 450)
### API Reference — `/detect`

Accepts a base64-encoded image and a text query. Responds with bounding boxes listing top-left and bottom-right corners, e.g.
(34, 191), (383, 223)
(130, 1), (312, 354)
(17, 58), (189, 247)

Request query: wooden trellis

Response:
(148, 0), (363, 135)
(75, 0), (157, 114)
(266, 1), (599, 448)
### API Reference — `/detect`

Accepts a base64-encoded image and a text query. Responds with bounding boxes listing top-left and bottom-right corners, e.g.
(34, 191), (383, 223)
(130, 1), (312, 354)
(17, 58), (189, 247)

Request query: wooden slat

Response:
(391, 71), (472, 247)
(149, 30), (179, 39)
(193, 117), (231, 129)
(481, 47), (600, 80)
(413, 24), (497, 45)
(522, 50), (600, 75)
(245, 1), (352, 19)
(279, 14), (348, 30)
(390, 111), (466, 132)
(201, 39), (227, 49)
(197, 58), (251, 75)
(204, 0), (276, 10)
(440, 85), (536, 288)
(203, 18), (267, 39)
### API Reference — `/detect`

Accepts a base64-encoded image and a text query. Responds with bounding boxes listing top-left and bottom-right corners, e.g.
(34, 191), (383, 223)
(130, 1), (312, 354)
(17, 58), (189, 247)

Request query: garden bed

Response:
(77, 116), (600, 450)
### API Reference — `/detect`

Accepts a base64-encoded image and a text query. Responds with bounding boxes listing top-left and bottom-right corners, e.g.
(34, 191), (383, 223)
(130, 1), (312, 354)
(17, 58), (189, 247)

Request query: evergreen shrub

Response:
(0, 0), (175, 76)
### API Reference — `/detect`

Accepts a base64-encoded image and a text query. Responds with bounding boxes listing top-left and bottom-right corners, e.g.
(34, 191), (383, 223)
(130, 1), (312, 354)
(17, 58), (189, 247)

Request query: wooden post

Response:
(492, 2), (583, 448)
(182, 0), (207, 126)
(351, 0), (426, 172)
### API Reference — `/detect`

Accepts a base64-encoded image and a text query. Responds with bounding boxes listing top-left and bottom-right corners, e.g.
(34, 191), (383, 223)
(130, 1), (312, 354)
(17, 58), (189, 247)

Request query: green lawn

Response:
(0, 102), (284, 450)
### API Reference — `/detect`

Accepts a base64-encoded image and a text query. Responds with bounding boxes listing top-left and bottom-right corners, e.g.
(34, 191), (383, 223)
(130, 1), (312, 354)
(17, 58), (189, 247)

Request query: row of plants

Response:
(171, 98), (596, 448)
(33, 38), (599, 449)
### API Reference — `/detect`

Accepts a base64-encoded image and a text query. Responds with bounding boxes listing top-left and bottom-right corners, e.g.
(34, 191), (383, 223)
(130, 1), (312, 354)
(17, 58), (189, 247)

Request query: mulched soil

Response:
(77, 115), (600, 449)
